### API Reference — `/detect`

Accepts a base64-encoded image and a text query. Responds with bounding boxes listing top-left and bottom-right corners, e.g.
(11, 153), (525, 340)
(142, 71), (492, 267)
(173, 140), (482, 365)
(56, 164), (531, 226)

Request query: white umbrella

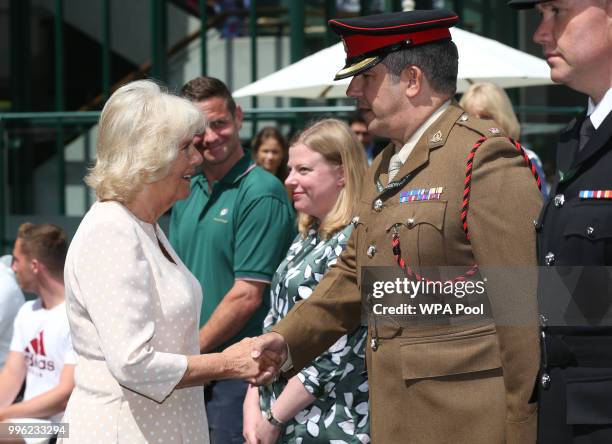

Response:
(233, 28), (553, 99)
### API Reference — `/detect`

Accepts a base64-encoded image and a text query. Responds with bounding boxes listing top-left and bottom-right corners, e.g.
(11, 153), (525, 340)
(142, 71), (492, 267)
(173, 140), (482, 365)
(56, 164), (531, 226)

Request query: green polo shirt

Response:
(169, 152), (295, 351)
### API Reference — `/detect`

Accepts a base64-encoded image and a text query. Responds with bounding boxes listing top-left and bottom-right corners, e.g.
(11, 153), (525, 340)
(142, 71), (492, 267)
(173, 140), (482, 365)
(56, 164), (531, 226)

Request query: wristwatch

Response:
(265, 408), (283, 427)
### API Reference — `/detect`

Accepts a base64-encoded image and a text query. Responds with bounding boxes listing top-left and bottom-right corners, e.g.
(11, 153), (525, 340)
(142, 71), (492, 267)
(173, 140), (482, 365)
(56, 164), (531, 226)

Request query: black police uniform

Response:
(536, 109), (612, 443)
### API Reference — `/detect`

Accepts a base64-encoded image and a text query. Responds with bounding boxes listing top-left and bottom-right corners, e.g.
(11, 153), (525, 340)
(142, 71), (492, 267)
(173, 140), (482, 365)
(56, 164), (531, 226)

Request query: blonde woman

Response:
(460, 82), (549, 197)
(61, 80), (273, 444)
(243, 119), (369, 444)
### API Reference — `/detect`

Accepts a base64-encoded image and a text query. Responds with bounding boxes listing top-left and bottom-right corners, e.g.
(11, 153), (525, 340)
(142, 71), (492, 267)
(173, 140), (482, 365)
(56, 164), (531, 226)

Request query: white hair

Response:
(86, 80), (206, 202)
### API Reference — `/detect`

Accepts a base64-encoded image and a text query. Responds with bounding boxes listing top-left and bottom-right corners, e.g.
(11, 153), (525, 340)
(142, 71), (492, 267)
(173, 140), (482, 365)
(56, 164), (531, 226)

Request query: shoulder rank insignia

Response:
(579, 190), (612, 199)
(400, 187), (443, 202)
(488, 127), (501, 135)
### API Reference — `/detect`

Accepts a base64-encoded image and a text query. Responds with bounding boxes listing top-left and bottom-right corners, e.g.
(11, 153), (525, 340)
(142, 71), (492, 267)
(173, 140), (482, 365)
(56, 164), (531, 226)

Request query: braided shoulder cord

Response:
(392, 136), (542, 283)
(462, 136), (542, 240)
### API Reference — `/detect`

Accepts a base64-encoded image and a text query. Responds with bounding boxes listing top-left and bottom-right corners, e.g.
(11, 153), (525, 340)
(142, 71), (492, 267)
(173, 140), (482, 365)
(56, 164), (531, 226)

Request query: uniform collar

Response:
(373, 101), (462, 193)
(587, 87), (612, 130)
(395, 99), (451, 164)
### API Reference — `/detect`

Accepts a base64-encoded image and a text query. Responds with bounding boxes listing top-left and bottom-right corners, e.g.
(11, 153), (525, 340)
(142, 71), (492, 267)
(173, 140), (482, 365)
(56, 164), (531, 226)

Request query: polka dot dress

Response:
(60, 201), (209, 443)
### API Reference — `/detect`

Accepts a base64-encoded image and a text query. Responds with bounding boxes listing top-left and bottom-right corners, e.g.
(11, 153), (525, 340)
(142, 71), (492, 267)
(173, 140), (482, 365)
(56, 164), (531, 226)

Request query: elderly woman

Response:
(61, 80), (270, 444)
(243, 119), (370, 444)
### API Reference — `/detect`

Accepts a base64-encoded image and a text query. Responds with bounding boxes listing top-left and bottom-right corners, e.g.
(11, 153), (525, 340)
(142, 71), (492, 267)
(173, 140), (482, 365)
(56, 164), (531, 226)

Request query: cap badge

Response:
(430, 130), (443, 143)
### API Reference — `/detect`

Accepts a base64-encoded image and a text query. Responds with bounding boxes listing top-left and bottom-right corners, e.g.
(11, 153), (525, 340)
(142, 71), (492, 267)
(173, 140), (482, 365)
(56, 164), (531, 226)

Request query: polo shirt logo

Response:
(214, 208), (230, 224)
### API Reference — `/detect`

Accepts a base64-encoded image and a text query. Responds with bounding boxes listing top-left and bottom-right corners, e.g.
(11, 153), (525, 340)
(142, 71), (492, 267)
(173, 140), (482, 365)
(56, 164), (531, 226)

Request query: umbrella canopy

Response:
(233, 28), (553, 99)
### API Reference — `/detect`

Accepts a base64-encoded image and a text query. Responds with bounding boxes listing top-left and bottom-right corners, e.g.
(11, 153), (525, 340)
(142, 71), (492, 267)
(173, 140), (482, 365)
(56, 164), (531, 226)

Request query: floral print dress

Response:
(260, 224), (370, 443)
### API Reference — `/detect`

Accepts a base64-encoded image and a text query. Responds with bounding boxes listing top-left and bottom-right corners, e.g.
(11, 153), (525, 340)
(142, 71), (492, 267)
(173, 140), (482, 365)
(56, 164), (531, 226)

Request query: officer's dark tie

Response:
(579, 116), (595, 151)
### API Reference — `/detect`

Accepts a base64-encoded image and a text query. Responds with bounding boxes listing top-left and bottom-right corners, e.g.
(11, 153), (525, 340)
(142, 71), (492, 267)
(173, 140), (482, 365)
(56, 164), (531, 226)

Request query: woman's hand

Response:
(221, 338), (279, 381)
(255, 415), (282, 444)
(179, 338), (281, 388)
(243, 385), (262, 444)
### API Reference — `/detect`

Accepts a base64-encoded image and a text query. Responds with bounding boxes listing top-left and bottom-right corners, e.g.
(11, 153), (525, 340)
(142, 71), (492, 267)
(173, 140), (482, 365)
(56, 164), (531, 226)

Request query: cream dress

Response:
(60, 201), (208, 443)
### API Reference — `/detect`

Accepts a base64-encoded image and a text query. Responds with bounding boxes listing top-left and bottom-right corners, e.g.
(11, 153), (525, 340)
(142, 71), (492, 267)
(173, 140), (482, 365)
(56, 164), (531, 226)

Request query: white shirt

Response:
(10, 299), (75, 420)
(587, 87), (612, 130)
(0, 256), (24, 368)
(396, 100), (452, 164)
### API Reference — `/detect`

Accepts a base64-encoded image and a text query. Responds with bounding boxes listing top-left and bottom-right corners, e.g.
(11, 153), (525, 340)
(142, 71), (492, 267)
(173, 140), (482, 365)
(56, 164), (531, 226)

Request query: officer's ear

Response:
(401, 65), (423, 99)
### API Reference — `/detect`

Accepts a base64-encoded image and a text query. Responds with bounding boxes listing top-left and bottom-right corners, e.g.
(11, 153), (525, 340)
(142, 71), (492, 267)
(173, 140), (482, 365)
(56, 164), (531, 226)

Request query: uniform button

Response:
(554, 194), (565, 207)
(407, 218), (416, 228)
(540, 372), (551, 390)
(370, 337), (378, 351)
(352, 216), (360, 225)
(373, 199), (383, 212)
(545, 252), (555, 266)
(367, 245), (377, 258)
(586, 226), (595, 238)
(539, 314), (548, 326)
(533, 219), (542, 232)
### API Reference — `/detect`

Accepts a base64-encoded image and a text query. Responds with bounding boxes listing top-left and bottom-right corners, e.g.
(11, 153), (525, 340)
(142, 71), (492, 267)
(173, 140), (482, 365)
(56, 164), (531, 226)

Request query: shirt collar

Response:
(396, 99), (451, 164)
(194, 150), (255, 190)
(587, 87), (612, 130)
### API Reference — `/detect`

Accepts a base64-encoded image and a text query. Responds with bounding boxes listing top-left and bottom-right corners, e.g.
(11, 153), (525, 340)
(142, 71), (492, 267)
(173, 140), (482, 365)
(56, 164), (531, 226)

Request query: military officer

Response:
(508, 1), (612, 443)
(251, 9), (542, 443)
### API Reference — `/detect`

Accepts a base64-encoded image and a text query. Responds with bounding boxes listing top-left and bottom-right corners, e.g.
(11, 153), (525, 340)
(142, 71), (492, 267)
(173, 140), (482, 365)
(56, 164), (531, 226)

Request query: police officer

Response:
(252, 9), (542, 443)
(508, 1), (612, 442)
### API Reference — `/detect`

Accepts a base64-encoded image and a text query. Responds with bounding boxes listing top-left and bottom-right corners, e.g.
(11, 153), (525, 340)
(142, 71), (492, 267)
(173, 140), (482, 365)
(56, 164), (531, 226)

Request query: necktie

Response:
(387, 153), (403, 184)
(579, 116), (595, 151)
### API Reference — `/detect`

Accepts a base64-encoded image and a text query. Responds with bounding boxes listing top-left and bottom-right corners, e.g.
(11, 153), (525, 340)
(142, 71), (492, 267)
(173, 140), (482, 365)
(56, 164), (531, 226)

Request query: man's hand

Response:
(219, 338), (279, 382)
(249, 332), (288, 386)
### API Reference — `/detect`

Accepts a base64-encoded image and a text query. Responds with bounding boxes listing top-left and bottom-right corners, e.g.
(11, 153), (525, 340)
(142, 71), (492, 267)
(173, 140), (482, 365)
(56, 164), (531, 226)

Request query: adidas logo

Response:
(24, 330), (55, 372)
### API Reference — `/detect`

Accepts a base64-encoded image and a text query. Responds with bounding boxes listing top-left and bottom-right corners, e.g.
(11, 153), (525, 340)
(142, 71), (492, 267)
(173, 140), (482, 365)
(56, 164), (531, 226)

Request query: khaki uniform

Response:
(274, 103), (541, 443)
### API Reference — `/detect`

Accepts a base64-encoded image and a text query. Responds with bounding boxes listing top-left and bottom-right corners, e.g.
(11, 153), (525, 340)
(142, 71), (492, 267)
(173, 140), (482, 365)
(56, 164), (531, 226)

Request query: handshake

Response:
(219, 332), (289, 385)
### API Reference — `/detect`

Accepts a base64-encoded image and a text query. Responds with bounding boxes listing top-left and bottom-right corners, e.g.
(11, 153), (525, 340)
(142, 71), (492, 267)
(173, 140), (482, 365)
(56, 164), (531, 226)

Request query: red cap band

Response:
(343, 27), (451, 59)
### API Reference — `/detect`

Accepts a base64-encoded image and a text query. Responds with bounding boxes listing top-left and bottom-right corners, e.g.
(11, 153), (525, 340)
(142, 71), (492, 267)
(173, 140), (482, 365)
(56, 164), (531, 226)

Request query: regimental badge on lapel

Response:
(579, 190), (612, 199)
(430, 131), (443, 144)
(400, 187), (443, 202)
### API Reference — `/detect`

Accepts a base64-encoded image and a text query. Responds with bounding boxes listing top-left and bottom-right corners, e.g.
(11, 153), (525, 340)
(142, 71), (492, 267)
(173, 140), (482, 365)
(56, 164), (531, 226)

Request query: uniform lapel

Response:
(556, 111), (612, 187)
(556, 115), (582, 180)
(571, 110), (612, 172)
(373, 143), (395, 191)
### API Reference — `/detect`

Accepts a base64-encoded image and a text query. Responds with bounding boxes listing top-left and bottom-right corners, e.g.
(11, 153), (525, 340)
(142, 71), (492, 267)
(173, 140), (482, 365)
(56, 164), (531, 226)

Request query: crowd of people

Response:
(0, 0), (610, 443)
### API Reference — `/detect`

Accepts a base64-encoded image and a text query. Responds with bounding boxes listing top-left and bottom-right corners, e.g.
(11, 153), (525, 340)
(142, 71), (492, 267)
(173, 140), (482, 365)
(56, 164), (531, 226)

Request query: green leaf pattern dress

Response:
(260, 224), (370, 443)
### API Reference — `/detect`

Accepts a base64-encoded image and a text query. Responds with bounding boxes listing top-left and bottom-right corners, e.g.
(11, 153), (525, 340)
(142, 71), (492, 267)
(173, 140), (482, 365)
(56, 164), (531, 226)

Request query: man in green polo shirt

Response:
(169, 76), (295, 444)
